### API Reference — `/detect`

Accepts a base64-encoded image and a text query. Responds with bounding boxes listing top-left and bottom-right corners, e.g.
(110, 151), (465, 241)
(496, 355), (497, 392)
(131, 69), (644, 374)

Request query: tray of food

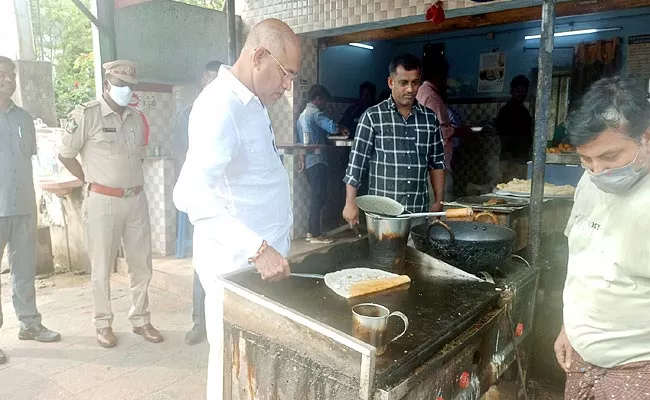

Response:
(454, 195), (529, 208)
(546, 144), (580, 165)
(494, 178), (575, 199)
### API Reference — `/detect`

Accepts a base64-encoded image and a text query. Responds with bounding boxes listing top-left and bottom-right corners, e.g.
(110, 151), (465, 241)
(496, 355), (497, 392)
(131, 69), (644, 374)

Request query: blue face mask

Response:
(586, 148), (648, 194)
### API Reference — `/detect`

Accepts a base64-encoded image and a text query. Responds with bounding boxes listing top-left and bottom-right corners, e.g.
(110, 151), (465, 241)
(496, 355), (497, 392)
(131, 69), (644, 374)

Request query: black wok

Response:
(410, 220), (516, 275)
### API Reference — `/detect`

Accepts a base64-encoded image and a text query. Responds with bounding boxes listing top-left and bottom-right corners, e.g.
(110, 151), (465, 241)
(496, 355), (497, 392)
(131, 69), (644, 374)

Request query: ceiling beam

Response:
(320, 0), (650, 47)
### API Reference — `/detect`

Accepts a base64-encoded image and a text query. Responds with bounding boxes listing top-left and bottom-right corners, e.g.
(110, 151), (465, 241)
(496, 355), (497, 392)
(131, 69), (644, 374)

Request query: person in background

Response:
(296, 85), (349, 244)
(59, 60), (163, 348)
(0, 56), (61, 365)
(495, 75), (533, 180)
(340, 81), (376, 136)
(173, 18), (300, 399)
(173, 60), (223, 175)
(555, 77), (650, 399)
(417, 59), (456, 201)
(172, 60), (223, 346)
(342, 54), (445, 226)
(448, 106), (461, 130)
(378, 89), (391, 102)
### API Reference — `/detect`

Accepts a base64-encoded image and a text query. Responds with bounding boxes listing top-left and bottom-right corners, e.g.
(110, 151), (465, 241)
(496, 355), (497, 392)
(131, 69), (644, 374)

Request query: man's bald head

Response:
(234, 18), (302, 106)
(243, 18), (300, 62)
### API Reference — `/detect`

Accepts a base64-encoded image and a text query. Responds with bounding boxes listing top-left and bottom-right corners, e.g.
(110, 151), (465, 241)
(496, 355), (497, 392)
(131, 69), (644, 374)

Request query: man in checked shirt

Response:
(342, 54), (445, 225)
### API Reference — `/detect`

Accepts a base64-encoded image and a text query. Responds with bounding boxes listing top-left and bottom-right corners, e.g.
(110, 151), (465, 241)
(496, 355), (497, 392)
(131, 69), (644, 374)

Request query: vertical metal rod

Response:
(528, 0), (556, 269)
(227, 0), (237, 64)
(95, 0), (116, 65)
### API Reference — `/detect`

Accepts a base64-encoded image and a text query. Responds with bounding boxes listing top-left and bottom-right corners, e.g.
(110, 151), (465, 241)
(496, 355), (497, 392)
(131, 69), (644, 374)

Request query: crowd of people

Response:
(1, 16), (649, 400)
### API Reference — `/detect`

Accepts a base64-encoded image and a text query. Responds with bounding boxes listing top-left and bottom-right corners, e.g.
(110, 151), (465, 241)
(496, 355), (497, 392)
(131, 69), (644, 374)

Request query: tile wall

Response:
(239, 0), (513, 34)
(135, 87), (178, 255)
(268, 37), (320, 239)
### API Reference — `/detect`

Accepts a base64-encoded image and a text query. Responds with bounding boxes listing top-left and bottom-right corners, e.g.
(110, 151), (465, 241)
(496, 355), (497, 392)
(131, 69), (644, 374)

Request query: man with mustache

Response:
(0, 56), (61, 364)
(343, 54), (445, 226)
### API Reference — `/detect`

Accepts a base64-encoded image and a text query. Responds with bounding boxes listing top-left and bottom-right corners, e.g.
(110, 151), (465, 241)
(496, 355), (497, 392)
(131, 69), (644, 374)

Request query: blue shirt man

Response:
(296, 85), (348, 242)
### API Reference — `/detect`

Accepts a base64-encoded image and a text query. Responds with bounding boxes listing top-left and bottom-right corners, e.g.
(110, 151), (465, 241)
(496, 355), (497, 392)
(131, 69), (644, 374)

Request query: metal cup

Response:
(365, 213), (412, 268)
(352, 303), (409, 356)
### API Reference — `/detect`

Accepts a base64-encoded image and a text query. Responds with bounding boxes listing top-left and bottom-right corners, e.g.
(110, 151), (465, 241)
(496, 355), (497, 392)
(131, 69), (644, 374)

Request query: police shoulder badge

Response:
(65, 118), (78, 135)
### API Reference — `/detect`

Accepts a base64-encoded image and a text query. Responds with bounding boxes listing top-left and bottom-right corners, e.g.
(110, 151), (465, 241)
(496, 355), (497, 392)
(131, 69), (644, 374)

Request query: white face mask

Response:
(586, 148), (648, 194)
(107, 82), (133, 107)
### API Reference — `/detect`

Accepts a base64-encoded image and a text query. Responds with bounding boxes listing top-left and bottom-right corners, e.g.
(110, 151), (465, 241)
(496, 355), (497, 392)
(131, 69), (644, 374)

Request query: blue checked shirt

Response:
(343, 97), (445, 213)
(296, 103), (338, 169)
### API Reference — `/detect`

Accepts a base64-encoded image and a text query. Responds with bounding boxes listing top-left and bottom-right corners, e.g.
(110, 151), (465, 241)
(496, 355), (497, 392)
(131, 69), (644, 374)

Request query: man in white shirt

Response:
(555, 76), (650, 399)
(173, 18), (301, 399)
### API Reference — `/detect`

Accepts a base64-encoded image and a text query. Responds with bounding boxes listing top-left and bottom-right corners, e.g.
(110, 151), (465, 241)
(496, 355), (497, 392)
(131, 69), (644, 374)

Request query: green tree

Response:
(30, 0), (94, 119)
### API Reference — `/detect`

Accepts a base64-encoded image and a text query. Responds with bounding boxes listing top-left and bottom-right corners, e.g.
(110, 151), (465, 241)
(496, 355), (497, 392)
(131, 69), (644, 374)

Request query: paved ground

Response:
(0, 239), (333, 400)
(0, 272), (207, 400)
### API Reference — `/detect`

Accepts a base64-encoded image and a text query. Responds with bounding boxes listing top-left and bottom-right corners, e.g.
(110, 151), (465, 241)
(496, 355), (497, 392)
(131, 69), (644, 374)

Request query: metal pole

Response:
(13, 0), (36, 60)
(70, 0), (108, 37)
(528, 0), (556, 269)
(226, 0), (237, 64)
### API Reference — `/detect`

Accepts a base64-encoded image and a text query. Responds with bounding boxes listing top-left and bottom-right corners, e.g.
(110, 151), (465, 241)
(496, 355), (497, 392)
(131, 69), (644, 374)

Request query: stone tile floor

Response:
(0, 273), (207, 400)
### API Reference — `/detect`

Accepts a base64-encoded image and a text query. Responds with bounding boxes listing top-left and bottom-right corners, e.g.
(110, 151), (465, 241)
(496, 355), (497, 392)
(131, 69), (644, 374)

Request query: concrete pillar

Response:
(12, 60), (57, 127)
(13, 0), (36, 60)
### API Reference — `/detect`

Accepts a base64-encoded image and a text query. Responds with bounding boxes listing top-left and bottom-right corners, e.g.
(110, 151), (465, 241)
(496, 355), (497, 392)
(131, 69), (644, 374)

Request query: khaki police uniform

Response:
(59, 97), (153, 329)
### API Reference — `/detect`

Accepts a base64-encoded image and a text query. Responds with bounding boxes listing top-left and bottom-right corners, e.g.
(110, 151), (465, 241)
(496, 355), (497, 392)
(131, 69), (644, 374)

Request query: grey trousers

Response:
(0, 214), (42, 330)
(192, 271), (206, 326)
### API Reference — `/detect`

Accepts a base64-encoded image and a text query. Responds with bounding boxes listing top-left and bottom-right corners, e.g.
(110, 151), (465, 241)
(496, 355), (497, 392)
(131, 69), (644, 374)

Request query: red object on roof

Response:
(426, 1), (446, 24)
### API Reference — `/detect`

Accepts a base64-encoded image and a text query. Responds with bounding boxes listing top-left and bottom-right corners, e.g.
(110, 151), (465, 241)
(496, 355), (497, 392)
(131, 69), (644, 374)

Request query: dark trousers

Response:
(192, 271), (205, 326)
(0, 214), (42, 330)
(306, 164), (329, 237)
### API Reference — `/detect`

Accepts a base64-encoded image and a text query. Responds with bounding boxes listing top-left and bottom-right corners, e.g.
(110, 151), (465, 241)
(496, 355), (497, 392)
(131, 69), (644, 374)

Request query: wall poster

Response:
(477, 52), (506, 93)
(627, 35), (650, 78)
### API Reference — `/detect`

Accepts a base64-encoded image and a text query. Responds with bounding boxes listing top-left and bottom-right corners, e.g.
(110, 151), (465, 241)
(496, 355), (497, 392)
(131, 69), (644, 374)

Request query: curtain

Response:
(571, 38), (621, 100)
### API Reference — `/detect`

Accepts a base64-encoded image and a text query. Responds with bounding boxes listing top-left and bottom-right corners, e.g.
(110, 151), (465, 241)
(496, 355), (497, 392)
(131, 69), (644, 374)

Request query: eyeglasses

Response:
(264, 49), (298, 83)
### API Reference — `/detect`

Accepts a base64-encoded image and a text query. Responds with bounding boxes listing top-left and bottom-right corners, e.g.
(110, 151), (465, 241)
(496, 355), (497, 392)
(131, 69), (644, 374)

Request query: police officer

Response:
(58, 60), (163, 348)
(0, 56), (61, 364)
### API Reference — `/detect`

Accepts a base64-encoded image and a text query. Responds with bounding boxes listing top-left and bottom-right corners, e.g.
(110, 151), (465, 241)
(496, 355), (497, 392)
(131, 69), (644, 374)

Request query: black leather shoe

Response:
(18, 325), (61, 343)
(0, 348), (6, 364)
(184, 324), (206, 345)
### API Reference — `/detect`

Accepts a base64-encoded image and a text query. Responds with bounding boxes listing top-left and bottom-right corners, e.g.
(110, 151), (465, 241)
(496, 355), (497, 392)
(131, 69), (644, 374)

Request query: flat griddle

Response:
(225, 241), (499, 386)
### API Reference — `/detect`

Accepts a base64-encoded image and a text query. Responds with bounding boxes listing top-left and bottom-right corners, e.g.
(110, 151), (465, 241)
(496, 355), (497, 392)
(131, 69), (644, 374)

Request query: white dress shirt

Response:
(563, 172), (650, 368)
(173, 66), (292, 287)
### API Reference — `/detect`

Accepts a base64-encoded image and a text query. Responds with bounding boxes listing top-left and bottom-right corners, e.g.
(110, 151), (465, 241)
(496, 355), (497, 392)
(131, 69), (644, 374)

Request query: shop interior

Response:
(304, 5), (650, 233)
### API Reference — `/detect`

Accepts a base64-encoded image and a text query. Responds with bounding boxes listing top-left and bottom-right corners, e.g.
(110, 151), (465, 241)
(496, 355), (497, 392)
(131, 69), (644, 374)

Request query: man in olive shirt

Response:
(0, 56), (61, 364)
(555, 77), (650, 398)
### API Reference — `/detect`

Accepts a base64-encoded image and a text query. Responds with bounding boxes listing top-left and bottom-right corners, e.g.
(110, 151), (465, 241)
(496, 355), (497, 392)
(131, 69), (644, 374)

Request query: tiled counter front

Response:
(143, 157), (176, 255)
